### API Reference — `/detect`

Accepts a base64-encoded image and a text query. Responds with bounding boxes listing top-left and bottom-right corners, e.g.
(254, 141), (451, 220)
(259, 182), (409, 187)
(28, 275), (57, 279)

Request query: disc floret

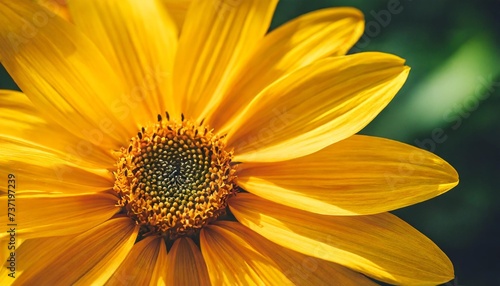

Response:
(113, 114), (237, 240)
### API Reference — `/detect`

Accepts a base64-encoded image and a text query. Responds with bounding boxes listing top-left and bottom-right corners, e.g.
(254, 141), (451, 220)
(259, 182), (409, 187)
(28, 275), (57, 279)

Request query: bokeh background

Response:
(1, 1), (499, 285)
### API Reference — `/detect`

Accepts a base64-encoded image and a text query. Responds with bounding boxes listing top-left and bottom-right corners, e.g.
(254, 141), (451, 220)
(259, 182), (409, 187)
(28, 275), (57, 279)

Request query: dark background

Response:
(2, 1), (499, 285)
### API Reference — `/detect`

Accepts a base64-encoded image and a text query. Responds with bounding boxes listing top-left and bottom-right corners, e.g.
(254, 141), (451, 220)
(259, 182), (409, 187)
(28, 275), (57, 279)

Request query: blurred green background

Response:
(1, 0), (499, 285)
(272, 0), (500, 285)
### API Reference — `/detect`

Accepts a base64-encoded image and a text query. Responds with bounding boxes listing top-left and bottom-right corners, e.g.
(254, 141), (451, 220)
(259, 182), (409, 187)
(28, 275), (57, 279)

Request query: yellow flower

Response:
(0, 1), (458, 285)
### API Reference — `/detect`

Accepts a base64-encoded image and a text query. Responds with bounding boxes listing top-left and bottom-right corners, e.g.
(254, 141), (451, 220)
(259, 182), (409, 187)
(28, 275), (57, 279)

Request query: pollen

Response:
(113, 114), (237, 240)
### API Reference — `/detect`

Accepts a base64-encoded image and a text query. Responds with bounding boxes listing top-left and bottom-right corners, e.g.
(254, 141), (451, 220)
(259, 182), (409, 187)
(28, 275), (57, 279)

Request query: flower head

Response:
(0, 0), (458, 285)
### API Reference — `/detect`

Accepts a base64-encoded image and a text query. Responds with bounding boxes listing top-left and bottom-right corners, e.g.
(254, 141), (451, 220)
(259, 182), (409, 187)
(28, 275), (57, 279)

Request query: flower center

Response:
(113, 114), (237, 240)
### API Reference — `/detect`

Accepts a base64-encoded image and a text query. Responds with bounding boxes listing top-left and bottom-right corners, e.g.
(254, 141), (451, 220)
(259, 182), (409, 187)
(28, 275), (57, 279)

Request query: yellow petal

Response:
(211, 7), (365, 130)
(166, 237), (210, 286)
(106, 236), (165, 285)
(200, 223), (292, 285)
(161, 0), (192, 29)
(151, 239), (168, 286)
(213, 221), (378, 286)
(0, 90), (115, 168)
(237, 135), (458, 215)
(35, 0), (70, 21)
(226, 52), (409, 162)
(0, 1), (137, 149)
(0, 136), (114, 194)
(0, 192), (119, 240)
(14, 217), (138, 285)
(0, 235), (72, 284)
(229, 193), (454, 285)
(174, 0), (278, 122)
(68, 0), (179, 121)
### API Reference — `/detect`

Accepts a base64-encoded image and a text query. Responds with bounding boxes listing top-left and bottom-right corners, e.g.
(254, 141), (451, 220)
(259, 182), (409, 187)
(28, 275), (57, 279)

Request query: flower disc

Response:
(114, 115), (237, 240)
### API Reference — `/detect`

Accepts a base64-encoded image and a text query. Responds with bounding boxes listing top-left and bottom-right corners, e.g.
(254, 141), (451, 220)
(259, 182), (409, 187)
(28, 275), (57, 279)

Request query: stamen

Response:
(113, 115), (237, 241)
